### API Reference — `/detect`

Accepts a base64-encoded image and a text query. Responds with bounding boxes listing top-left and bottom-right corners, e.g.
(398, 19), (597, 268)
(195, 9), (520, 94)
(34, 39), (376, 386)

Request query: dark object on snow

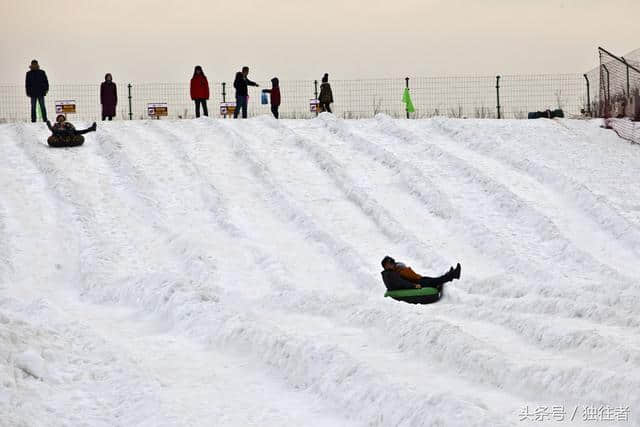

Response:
(384, 287), (441, 304)
(381, 270), (423, 291)
(100, 73), (118, 120)
(380, 257), (460, 290)
(46, 118), (96, 147)
(48, 134), (85, 147)
(528, 109), (564, 119)
(381, 270), (443, 304)
(381, 269), (457, 292)
(380, 257), (461, 304)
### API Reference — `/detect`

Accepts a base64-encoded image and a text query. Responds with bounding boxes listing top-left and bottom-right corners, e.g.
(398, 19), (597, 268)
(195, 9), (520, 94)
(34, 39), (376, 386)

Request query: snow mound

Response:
(1, 115), (639, 426)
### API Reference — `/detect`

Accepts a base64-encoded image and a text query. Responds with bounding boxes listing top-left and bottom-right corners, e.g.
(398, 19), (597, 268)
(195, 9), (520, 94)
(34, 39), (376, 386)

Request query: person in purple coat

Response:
(100, 73), (117, 121)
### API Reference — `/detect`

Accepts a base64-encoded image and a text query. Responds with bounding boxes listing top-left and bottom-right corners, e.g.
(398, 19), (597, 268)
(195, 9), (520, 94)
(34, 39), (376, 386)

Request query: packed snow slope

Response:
(1, 115), (640, 427)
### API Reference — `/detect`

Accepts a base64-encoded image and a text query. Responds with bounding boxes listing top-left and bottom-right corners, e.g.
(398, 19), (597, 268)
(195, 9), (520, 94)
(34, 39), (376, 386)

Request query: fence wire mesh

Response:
(598, 47), (640, 117)
(1, 74), (587, 123)
(596, 47), (640, 144)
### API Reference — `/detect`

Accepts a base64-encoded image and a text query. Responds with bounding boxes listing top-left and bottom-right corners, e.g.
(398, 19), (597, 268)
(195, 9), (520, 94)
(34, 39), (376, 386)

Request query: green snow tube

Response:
(384, 287), (441, 304)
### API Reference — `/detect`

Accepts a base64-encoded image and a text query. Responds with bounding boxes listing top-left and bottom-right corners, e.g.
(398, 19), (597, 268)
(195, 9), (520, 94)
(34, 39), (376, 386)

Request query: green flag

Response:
(402, 87), (415, 113)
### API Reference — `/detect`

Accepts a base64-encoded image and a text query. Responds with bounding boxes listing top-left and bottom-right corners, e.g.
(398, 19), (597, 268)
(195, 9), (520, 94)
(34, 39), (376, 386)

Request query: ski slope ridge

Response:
(1, 115), (639, 427)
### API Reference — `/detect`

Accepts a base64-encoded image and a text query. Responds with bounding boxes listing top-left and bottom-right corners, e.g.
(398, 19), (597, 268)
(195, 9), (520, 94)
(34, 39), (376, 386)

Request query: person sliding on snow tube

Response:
(380, 256), (461, 304)
(46, 114), (96, 147)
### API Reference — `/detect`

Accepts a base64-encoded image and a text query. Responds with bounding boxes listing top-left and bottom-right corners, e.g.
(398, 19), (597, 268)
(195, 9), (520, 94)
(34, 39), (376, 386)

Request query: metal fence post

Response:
(583, 74), (591, 116)
(495, 75), (501, 119)
(405, 77), (410, 119)
(127, 83), (132, 120)
(221, 82), (227, 118)
(314, 80), (319, 117)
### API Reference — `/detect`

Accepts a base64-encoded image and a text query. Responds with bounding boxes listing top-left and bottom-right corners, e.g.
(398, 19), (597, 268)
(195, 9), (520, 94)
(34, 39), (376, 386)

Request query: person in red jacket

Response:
(262, 77), (281, 119)
(190, 65), (210, 118)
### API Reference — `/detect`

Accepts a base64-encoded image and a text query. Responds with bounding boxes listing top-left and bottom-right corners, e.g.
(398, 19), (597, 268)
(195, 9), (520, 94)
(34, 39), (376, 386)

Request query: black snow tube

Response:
(48, 135), (85, 147)
(384, 287), (441, 304)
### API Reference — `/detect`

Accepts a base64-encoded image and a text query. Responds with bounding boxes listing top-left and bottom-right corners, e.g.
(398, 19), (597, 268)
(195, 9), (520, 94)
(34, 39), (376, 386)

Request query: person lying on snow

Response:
(380, 256), (461, 291)
(46, 114), (96, 147)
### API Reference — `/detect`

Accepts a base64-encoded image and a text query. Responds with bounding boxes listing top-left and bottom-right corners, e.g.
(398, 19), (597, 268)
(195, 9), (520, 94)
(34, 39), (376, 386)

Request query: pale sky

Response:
(1, 0), (638, 85)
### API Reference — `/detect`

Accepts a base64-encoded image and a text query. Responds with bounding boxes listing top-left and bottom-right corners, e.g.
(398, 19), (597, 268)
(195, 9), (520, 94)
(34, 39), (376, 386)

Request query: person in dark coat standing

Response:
(25, 59), (49, 122)
(190, 65), (210, 118)
(100, 73), (117, 121)
(318, 73), (333, 114)
(262, 77), (281, 119)
(233, 66), (259, 119)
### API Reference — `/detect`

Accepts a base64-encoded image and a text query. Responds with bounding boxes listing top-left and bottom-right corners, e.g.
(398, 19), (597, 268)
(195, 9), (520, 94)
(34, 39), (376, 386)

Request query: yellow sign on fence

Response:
(220, 102), (236, 118)
(147, 103), (168, 117)
(55, 100), (76, 114)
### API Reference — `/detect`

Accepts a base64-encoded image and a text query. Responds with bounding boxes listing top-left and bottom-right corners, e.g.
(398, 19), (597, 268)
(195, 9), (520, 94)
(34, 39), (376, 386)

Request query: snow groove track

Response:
(1, 116), (639, 427)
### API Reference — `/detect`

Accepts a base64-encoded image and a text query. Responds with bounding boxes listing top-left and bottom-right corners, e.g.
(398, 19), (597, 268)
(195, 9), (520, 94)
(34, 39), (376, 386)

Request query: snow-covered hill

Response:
(1, 115), (639, 427)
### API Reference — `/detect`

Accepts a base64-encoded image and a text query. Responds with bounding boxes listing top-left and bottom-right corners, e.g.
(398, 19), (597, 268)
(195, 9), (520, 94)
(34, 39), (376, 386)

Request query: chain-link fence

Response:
(598, 47), (640, 118)
(584, 47), (640, 117)
(1, 73), (588, 123)
(593, 47), (640, 144)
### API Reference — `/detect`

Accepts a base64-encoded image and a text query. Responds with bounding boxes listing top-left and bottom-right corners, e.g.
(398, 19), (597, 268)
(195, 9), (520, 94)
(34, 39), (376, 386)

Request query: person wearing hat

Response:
(25, 59), (49, 123)
(380, 256), (461, 291)
(262, 77), (281, 119)
(46, 114), (96, 147)
(318, 73), (333, 113)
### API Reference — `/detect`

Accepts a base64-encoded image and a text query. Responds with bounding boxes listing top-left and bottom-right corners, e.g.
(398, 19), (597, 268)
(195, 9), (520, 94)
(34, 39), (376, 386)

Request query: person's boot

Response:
(453, 263), (461, 280)
(441, 267), (454, 283)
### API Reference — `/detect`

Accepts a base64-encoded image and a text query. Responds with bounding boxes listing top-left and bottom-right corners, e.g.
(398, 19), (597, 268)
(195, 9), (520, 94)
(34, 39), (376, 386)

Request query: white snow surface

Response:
(1, 114), (639, 427)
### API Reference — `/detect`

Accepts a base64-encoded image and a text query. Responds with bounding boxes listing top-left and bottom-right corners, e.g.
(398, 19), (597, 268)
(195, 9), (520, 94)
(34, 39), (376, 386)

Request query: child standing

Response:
(262, 77), (281, 119)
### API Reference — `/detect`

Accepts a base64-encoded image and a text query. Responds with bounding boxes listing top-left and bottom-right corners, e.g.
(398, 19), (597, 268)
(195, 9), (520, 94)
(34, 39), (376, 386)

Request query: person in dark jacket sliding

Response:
(233, 66), (259, 119)
(318, 73), (333, 113)
(46, 114), (96, 147)
(100, 73), (117, 121)
(190, 65), (210, 118)
(380, 256), (461, 291)
(25, 60), (49, 123)
(262, 77), (281, 119)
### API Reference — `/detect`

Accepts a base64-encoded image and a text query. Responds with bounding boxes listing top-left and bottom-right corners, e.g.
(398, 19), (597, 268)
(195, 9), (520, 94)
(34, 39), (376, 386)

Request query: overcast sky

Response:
(1, 0), (638, 85)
